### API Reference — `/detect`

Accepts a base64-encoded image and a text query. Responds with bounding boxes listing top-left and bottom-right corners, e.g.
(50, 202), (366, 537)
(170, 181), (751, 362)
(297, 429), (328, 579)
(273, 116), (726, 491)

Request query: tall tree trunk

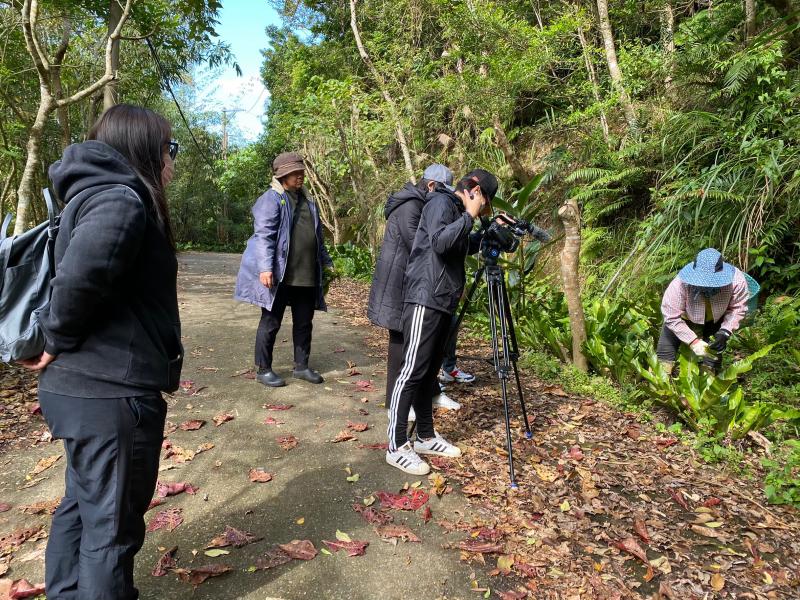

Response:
(744, 0), (757, 39)
(492, 115), (530, 185)
(661, 1), (676, 95)
(348, 0), (415, 180)
(595, 0), (639, 135)
(303, 145), (341, 244)
(558, 199), (588, 372)
(51, 17), (72, 149)
(103, 0), (123, 111)
(577, 25), (610, 144)
(14, 0), (132, 234)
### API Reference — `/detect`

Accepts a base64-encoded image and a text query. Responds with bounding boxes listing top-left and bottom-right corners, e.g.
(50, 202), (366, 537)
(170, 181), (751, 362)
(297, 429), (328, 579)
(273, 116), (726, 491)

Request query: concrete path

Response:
(0, 252), (480, 600)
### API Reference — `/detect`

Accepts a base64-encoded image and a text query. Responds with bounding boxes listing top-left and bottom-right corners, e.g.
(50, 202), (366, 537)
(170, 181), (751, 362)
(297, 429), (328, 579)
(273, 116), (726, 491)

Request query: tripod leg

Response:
(500, 280), (532, 439)
(487, 272), (518, 487)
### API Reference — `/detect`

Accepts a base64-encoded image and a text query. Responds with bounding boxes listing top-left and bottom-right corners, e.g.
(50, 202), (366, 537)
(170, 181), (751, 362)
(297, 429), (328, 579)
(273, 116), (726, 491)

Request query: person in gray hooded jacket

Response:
(234, 152), (333, 387)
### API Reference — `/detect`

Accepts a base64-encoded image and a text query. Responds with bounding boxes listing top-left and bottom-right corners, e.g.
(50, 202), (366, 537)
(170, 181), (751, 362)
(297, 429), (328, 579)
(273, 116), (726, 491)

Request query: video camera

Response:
(480, 214), (551, 263)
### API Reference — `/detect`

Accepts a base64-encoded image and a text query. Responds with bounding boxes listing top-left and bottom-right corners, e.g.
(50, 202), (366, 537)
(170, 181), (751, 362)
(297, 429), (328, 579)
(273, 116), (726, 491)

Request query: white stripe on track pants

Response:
(387, 303), (450, 451)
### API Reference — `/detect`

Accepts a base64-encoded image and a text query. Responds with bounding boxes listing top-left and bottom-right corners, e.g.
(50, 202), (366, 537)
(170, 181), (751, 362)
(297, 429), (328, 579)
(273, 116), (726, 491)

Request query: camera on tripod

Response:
(480, 214), (549, 263)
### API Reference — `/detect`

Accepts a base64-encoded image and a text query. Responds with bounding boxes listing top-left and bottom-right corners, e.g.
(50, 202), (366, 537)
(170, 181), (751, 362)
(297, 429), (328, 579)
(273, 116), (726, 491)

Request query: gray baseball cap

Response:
(422, 163), (454, 190)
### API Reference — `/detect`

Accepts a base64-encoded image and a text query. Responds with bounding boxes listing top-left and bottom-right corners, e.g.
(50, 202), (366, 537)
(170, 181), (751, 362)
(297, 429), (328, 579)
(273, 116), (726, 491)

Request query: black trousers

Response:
(385, 329), (440, 409)
(440, 314), (459, 373)
(39, 390), (166, 600)
(387, 304), (450, 451)
(656, 319), (722, 362)
(255, 284), (316, 369)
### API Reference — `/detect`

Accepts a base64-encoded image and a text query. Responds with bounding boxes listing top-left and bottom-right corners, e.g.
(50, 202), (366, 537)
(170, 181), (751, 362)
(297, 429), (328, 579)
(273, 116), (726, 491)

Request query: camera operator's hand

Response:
(463, 186), (485, 219)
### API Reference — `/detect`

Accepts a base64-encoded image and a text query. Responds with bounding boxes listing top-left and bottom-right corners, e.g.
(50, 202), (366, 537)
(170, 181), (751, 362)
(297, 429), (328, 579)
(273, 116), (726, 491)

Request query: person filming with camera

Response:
(386, 169), (498, 475)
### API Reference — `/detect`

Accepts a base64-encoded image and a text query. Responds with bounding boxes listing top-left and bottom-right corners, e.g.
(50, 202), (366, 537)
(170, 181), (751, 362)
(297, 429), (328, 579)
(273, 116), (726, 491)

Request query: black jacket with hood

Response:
(38, 140), (183, 398)
(367, 182), (426, 331)
(404, 186), (480, 315)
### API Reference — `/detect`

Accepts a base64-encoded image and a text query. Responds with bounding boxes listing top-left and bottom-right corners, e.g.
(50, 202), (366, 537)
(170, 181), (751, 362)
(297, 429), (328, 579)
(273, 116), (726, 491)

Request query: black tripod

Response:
(449, 259), (532, 487)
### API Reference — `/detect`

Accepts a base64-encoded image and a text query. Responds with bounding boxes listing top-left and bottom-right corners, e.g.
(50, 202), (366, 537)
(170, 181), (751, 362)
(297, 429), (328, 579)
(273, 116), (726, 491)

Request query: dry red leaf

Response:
(568, 445), (584, 461)
(0, 503), (10, 513)
(634, 517), (651, 544)
(278, 539), (317, 560)
(668, 488), (689, 510)
(654, 436), (678, 448)
(354, 380), (376, 392)
(264, 403), (294, 411)
(352, 503), (394, 525)
(178, 419), (205, 431)
(263, 417), (285, 425)
(346, 421), (370, 432)
(374, 524), (421, 542)
(497, 590), (528, 600)
(164, 421), (177, 435)
(206, 526), (262, 549)
(146, 507), (183, 532)
(174, 564), (232, 587)
(19, 498), (60, 515)
(156, 481), (198, 498)
(376, 489), (429, 510)
(422, 506), (433, 523)
(248, 468), (273, 483)
(322, 539), (369, 556)
(27, 402), (41, 416)
(9, 579), (46, 599)
(151, 546), (178, 576)
(703, 497), (722, 508)
(0, 526), (45, 554)
(613, 537), (648, 564)
(212, 412), (234, 426)
(355, 442), (388, 450)
(332, 430), (356, 443)
(277, 435), (298, 450)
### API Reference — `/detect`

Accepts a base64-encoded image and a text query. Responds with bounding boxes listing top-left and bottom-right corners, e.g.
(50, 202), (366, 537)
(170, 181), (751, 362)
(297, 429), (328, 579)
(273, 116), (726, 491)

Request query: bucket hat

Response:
(678, 248), (735, 288)
(273, 152), (305, 179)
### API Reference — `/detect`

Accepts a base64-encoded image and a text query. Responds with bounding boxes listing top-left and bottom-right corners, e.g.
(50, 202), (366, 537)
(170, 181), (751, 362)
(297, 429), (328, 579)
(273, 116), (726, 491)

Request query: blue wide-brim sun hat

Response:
(678, 248), (736, 288)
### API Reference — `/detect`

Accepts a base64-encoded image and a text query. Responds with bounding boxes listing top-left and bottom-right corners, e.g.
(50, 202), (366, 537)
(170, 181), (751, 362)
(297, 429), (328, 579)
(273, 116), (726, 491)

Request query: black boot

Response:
(256, 368), (286, 387)
(292, 367), (324, 384)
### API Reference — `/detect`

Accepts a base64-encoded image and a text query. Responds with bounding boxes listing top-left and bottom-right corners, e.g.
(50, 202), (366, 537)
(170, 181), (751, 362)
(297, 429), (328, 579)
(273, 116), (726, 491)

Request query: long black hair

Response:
(88, 104), (175, 249)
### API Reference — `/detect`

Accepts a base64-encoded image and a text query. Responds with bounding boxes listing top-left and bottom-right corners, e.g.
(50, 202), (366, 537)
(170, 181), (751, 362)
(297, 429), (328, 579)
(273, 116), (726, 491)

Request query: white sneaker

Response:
(432, 392), (461, 411)
(386, 442), (430, 475)
(439, 368), (476, 384)
(414, 432), (462, 457)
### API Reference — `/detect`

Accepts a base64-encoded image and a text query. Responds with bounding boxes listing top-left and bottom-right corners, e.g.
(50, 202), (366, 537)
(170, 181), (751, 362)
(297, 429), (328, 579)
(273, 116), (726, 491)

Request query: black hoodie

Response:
(404, 187), (480, 314)
(38, 140), (183, 398)
(367, 182), (427, 331)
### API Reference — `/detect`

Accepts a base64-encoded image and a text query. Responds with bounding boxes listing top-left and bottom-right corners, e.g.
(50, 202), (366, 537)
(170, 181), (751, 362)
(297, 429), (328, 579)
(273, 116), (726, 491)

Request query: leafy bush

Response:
(763, 441), (800, 505)
(329, 243), (374, 282)
(634, 344), (800, 439)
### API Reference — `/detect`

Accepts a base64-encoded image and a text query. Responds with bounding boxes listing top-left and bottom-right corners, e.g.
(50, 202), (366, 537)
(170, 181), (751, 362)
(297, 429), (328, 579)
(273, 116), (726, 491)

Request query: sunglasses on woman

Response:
(168, 141), (179, 160)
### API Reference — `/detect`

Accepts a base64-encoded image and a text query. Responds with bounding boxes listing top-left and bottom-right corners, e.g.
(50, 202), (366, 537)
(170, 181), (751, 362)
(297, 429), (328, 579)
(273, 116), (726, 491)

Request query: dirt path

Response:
(0, 252), (483, 600)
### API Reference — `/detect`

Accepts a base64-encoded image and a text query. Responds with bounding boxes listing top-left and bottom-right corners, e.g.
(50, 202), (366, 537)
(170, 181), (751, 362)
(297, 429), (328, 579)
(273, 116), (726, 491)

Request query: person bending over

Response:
(386, 169), (498, 475)
(658, 247), (749, 374)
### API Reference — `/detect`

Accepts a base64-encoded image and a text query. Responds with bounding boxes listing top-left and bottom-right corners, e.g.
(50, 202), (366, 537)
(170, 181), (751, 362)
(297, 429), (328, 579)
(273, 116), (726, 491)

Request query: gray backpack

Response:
(0, 189), (60, 362)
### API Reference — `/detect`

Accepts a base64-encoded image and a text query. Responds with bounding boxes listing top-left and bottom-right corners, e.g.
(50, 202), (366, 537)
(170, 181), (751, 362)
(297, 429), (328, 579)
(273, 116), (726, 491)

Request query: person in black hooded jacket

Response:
(19, 105), (181, 600)
(385, 169), (498, 475)
(367, 164), (456, 412)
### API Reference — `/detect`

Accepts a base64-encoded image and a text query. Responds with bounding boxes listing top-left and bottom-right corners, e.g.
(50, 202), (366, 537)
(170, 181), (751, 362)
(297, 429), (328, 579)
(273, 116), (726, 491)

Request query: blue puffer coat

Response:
(234, 178), (332, 311)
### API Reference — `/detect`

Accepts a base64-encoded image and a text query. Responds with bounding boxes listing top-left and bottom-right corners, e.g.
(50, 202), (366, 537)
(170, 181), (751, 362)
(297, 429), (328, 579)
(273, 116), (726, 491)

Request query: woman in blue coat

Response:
(235, 152), (332, 387)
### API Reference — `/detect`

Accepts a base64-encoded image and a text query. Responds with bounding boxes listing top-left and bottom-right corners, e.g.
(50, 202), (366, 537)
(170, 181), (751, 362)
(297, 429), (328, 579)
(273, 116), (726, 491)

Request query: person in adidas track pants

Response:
(386, 303), (451, 459)
(385, 169), (498, 475)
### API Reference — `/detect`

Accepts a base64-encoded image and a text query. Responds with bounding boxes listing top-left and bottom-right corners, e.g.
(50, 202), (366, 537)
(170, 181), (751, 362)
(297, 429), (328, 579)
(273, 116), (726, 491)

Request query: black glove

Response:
(709, 329), (731, 352)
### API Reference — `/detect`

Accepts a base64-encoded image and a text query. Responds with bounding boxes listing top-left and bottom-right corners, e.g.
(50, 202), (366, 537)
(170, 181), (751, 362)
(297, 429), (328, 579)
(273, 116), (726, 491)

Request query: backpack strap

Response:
(42, 188), (61, 279)
(0, 214), (11, 243)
